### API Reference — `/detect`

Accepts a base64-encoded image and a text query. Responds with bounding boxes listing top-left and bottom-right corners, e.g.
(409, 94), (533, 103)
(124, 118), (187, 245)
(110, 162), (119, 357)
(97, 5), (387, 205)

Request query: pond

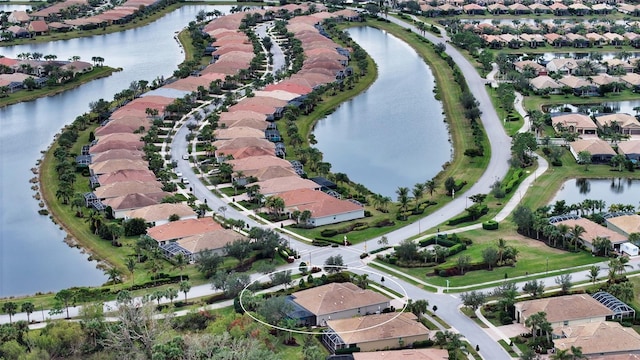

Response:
(313, 27), (451, 199)
(550, 178), (640, 210)
(544, 100), (640, 115)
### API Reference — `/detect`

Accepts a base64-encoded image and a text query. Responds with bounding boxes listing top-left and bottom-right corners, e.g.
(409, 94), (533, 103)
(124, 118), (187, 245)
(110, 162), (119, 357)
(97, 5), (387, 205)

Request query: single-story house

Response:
(173, 228), (247, 261)
(546, 58), (579, 74)
(621, 73), (640, 90)
(568, 138), (617, 164)
(322, 312), (429, 353)
(352, 349), (449, 360)
(553, 217), (627, 252)
(529, 76), (562, 94)
(606, 214), (640, 237)
(253, 176), (321, 197)
(93, 180), (164, 200)
(515, 294), (614, 331)
(277, 188), (365, 227)
(123, 203), (197, 226)
(595, 113), (640, 136)
(554, 321), (640, 357)
(618, 140), (640, 162)
(288, 282), (390, 326)
(514, 61), (547, 76)
(101, 192), (170, 219)
(557, 75), (599, 96)
(147, 217), (223, 245)
(551, 114), (597, 135)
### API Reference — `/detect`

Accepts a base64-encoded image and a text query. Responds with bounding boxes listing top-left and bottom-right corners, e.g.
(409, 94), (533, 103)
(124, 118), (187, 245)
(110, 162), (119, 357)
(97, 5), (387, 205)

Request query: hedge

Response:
(447, 204), (488, 225)
(419, 237), (457, 248)
(336, 347), (361, 355)
(482, 220), (499, 230)
(447, 243), (466, 256)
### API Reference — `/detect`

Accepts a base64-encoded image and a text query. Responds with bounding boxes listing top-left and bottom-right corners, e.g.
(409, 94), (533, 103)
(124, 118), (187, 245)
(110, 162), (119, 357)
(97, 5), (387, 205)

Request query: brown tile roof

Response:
(530, 76), (561, 90)
(94, 180), (164, 200)
(328, 312), (428, 345)
(220, 110), (268, 122)
(89, 137), (144, 154)
(214, 137), (275, 152)
(92, 149), (145, 163)
(253, 90), (301, 102)
(223, 118), (269, 131)
(606, 214), (640, 235)
(278, 188), (363, 218)
(263, 81), (313, 95)
(618, 140), (640, 155)
(245, 166), (298, 182)
(214, 126), (265, 140)
(554, 321), (640, 355)
(95, 116), (152, 136)
(227, 155), (293, 172)
(292, 283), (390, 316)
(569, 138), (617, 157)
(124, 203), (196, 223)
(176, 228), (246, 254)
(29, 20), (49, 32)
(253, 177), (321, 196)
(102, 192), (167, 211)
(97, 169), (157, 185)
(516, 294), (614, 324)
(622, 73), (640, 86)
(89, 158), (149, 175)
(556, 217), (627, 245)
(595, 113), (640, 129)
(353, 349), (449, 360)
(217, 146), (275, 160)
(552, 113), (596, 130)
(147, 217), (223, 242)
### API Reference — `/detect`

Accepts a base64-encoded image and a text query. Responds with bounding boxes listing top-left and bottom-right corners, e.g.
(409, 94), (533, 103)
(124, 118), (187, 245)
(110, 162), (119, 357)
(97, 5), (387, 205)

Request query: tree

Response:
(125, 257), (136, 286)
(224, 239), (252, 266)
(105, 267), (122, 284)
(513, 205), (534, 236)
(587, 265), (600, 284)
(425, 179), (437, 197)
(395, 238), (419, 262)
(173, 253), (187, 281)
(179, 280), (191, 302)
(511, 132), (538, 167)
(444, 177), (456, 196)
(270, 270), (293, 289)
(567, 224), (585, 252)
(396, 186), (411, 219)
(608, 281), (635, 302)
(21, 302), (35, 323)
(482, 247), (499, 270)
(407, 299), (429, 319)
(324, 255), (344, 274)
(577, 150), (592, 170)
(460, 290), (487, 311)
(196, 250), (223, 278)
(2, 302), (17, 324)
(412, 182), (425, 209)
(55, 289), (75, 319)
(456, 255), (471, 275)
(555, 274), (573, 294)
(377, 235), (389, 247)
(495, 281), (518, 313)
(257, 295), (293, 325)
(351, 273), (369, 289)
(166, 287), (179, 304)
(522, 280), (545, 298)
(525, 311), (550, 341)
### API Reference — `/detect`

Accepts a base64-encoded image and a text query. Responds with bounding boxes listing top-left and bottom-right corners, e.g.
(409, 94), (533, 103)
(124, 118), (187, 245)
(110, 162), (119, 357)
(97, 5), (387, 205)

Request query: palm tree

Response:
(425, 179), (437, 197)
(174, 253), (187, 281)
(21, 302), (35, 323)
(105, 267), (121, 284)
(125, 257), (136, 286)
(2, 302), (17, 324)
(351, 274), (369, 289)
(412, 182), (425, 210)
(396, 187), (411, 219)
(587, 265), (600, 284)
(179, 280), (191, 302)
(567, 224), (585, 252)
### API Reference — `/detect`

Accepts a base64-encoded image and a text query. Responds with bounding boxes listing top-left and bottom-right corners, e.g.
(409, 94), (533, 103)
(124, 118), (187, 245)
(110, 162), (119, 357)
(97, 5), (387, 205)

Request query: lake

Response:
(313, 27), (451, 199)
(0, 5), (232, 297)
(551, 178), (640, 210)
(544, 100), (640, 116)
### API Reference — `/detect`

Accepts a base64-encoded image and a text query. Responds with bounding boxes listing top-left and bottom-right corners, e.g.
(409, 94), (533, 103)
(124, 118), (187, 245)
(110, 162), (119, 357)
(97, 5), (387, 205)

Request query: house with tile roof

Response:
(352, 349), (449, 360)
(554, 321), (640, 357)
(618, 140), (640, 162)
(102, 192), (170, 218)
(529, 76), (562, 94)
(621, 73), (640, 89)
(253, 176), (321, 196)
(515, 294), (614, 330)
(595, 113), (640, 135)
(93, 180), (164, 200)
(554, 217), (628, 252)
(97, 169), (157, 187)
(175, 228), (246, 261)
(323, 312), (429, 353)
(147, 217), (223, 244)
(568, 138), (617, 164)
(123, 203), (197, 226)
(277, 188), (365, 227)
(551, 113), (597, 135)
(89, 158), (149, 175)
(289, 282), (390, 326)
(606, 214), (640, 237)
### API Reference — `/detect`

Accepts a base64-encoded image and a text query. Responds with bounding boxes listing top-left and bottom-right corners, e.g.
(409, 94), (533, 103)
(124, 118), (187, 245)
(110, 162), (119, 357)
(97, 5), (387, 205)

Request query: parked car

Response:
(181, 177), (189, 184)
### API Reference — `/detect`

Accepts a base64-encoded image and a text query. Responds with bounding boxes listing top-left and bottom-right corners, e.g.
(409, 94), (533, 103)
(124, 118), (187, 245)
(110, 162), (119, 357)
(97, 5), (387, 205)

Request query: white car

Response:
(175, 171), (182, 177)
(181, 177), (189, 184)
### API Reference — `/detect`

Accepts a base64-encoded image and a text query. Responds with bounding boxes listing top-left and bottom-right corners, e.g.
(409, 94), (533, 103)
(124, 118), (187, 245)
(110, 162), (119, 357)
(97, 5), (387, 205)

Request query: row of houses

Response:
(515, 293), (640, 357)
(202, 5), (366, 228)
(419, 1), (640, 16)
(2, 0), (162, 38)
(0, 56), (93, 92)
(482, 31), (640, 49)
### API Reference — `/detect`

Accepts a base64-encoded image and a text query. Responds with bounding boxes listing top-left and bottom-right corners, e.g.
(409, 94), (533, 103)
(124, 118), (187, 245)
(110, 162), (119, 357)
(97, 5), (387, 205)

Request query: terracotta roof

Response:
(253, 90), (301, 102)
(220, 110), (268, 122)
(530, 76), (561, 90)
(124, 203), (196, 223)
(89, 137), (144, 153)
(215, 126), (265, 140)
(607, 214), (640, 235)
(516, 294), (614, 324)
(291, 282), (390, 316)
(92, 149), (145, 163)
(222, 118), (269, 131)
(98, 169), (156, 185)
(595, 113), (640, 129)
(94, 180), (163, 199)
(147, 217), (223, 242)
(556, 217), (627, 245)
(277, 188), (363, 218)
(353, 349), (449, 360)
(176, 228), (246, 254)
(217, 146), (274, 160)
(263, 81), (313, 95)
(621, 73), (640, 86)
(95, 116), (152, 136)
(227, 155), (293, 172)
(89, 158), (149, 175)
(253, 176), (321, 196)
(245, 165), (298, 182)
(558, 75), (592, 89)
(554, 321), (640, 355)
(29, 20), (49, 32)
(214, 137), (275, 152)
(102, 192), (167, 211)
(618, 140), (640, 156)
(328, 312), (428, 345)
(569, 138), (617, 157)
(552, 113), (596, 129)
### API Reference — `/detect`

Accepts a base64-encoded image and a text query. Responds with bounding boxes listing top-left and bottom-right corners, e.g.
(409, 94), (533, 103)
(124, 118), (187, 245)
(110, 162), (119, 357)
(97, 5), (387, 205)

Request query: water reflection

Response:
(544, 100), (640, 115)
(552, 178), (640, 210)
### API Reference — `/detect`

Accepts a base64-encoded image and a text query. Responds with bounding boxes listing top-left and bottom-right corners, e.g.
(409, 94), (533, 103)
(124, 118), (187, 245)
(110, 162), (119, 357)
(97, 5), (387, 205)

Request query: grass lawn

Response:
(0, 66), (116, 108)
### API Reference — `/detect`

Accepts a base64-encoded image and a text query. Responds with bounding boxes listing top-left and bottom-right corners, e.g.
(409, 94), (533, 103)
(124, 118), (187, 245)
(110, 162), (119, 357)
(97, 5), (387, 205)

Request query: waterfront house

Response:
(606, 214), (640, 237)
(323, 312), (429, 353)
(93, 180), (164, 200)
(123, 203), (197, 226)
(96, 169), (157, 187)
(553, 217), (627, 252)
(529, 76), (562, 94)
(28, 21), (49, 36)
(147, 217), (223, 245)
(89, 158), (149, 175)
(277, 188), (365, 227)
(102, 192), (170, 219)
(618, 140), (640, 162)
(288, 282), (390, 326)
(569, 138), (617, 164)
(253, 176), (321, 197)
(551, 113), (597, 135)
(554, 321), (640, 357)
(594, 113), (640, 135)
(515, 294), (614, 330)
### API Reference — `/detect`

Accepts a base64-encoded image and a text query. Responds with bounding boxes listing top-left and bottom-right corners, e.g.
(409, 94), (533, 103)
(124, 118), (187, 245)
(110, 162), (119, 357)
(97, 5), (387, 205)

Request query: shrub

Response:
(412, 339), (435, 348)
(374, 219), (395, 227)
(320, 229), (338, 237)
(482, 220), (499, 230)
(447, 243), (466, 256)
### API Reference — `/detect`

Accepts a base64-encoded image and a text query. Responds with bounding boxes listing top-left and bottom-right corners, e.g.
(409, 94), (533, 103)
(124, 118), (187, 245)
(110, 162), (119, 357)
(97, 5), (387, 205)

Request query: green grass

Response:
(498, 339), (518, 356)
(0, 67), (116, 108)
(461, 307), (488, 328)
(524, 89), (640, 113)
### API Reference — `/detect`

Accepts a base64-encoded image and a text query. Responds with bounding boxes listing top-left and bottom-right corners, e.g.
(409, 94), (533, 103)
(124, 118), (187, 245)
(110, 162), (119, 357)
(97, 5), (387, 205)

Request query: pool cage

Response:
(592, 291), (636, 319)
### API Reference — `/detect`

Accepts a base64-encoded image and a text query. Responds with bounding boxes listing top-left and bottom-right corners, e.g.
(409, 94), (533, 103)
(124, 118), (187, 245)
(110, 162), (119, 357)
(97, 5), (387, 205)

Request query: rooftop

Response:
(147, 217), (223, 242)
(291, 282), (389, 316)
(516, 294), (614, 324)
(327, 312), (428, 345)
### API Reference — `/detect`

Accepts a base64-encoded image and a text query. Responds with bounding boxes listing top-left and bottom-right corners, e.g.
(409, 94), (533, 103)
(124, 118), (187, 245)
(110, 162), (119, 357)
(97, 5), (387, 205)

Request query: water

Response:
(551, 178), (640, 209)
(545, 100), (640, 115)
(313, 27), (451, 199)
(0, 5), (232, 297)
(0, 4), (32, 12)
